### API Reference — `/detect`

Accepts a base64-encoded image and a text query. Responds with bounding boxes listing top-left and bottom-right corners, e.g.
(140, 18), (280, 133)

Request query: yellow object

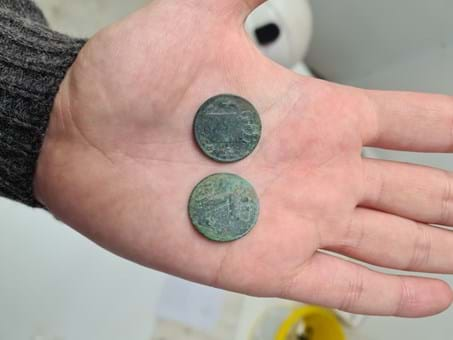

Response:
(275, 306), (345, 340)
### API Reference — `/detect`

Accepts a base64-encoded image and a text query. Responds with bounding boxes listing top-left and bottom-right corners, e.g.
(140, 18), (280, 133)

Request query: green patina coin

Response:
(194, 94), (262, 163)
(189, 173), (260, 242)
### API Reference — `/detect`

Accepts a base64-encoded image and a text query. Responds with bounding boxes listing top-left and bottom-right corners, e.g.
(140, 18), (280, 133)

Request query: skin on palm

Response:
(34, 0), (453, 317)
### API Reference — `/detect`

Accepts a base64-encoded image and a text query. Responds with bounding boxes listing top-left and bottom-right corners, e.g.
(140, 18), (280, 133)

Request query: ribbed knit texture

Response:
(0, 0), (86, 207)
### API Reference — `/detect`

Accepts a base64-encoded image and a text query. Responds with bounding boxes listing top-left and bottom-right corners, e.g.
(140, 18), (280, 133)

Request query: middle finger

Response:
(360, 158), (453, 226)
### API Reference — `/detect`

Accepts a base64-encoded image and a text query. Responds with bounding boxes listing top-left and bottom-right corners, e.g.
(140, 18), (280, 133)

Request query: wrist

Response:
(0, 6), (86, 207)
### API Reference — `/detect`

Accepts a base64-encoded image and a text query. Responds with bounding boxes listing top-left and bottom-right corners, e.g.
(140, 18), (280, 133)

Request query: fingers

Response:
(361, 90), (453, 152)
(285, 252), (452, 317)
(327, 208), (453, 273)
(361, 158), (453, 226)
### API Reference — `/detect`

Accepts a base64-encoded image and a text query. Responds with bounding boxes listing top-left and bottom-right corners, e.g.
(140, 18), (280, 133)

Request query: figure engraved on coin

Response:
(194, 94), (262, 163)
(189, 173), (260, 242)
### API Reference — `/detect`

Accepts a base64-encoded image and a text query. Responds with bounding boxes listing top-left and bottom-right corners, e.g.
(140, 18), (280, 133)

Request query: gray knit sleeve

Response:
(0, 0), (86, 207)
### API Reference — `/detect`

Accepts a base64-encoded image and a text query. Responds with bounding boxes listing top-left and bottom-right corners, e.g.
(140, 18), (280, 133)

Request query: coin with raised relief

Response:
(188, 173), (260, 242)
(194, 94), (262, 163)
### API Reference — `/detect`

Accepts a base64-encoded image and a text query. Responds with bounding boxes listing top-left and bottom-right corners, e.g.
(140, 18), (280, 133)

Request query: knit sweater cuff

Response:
(0, 7), (86, 207)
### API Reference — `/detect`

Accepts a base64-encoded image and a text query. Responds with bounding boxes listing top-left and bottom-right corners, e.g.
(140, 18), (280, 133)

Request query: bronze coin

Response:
(194, 94), (262, 163)
(189, 173), (260, 242)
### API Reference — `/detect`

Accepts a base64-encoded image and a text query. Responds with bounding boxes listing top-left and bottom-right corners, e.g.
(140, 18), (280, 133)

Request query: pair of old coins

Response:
(189, 94), (262, 242)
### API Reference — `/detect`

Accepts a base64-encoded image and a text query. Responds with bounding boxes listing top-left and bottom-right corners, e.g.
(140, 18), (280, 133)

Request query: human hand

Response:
(34, 0), (453, 317)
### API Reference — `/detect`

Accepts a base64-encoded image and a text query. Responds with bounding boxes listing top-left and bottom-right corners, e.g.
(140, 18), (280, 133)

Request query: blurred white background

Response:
(1, 1), (452, 339)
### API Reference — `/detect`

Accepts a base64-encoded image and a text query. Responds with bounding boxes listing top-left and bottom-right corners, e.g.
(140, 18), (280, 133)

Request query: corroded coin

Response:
(189, 173), (260, 242)
(194, 94), (262, 163)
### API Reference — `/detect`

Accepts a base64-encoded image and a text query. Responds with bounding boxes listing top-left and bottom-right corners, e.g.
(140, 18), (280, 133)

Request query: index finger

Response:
(361, 90), (453, 152)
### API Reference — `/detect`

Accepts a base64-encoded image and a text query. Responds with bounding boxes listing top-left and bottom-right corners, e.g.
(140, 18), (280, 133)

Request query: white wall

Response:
(307, 0), (453, 92)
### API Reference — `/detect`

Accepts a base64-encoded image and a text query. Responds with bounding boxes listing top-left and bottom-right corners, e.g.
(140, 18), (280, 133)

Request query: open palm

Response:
(35, 0), (453, 317)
